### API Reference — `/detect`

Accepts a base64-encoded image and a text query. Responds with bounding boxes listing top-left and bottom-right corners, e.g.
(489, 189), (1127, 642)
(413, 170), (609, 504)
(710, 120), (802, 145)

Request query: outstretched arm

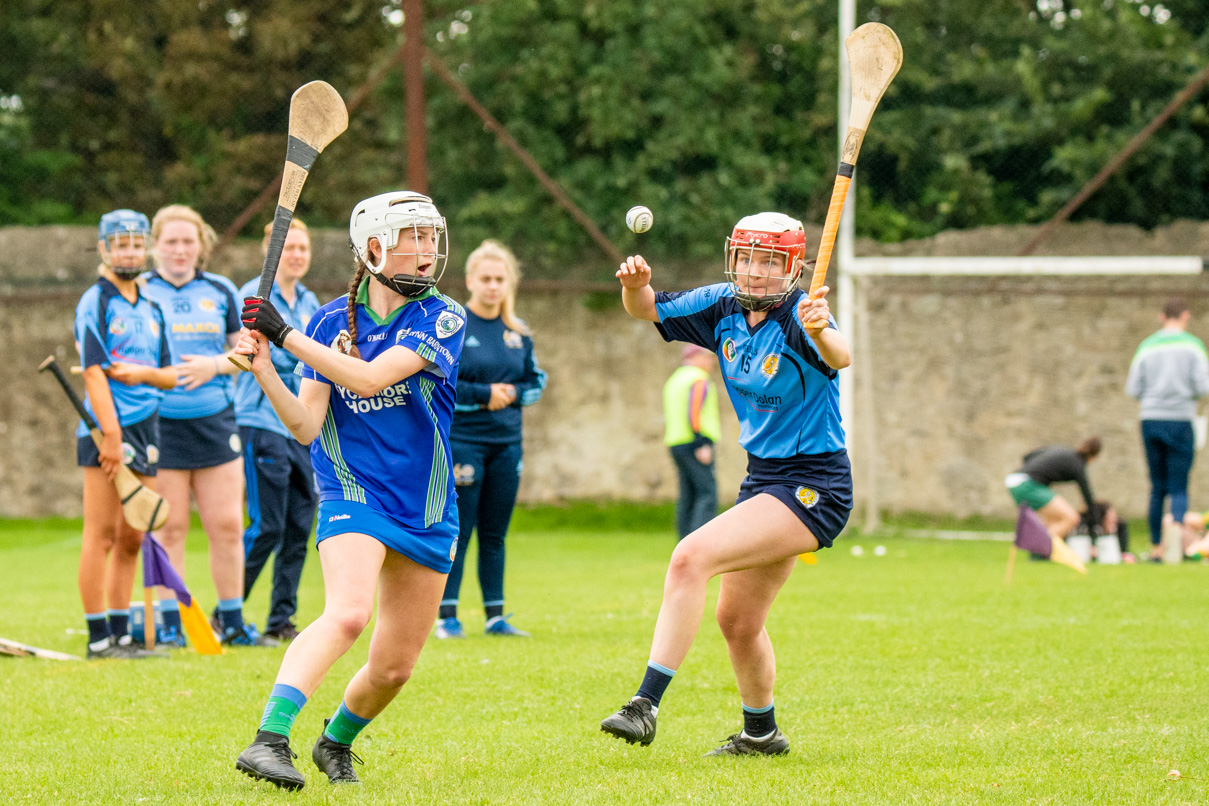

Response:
(617, 255), (658, 322)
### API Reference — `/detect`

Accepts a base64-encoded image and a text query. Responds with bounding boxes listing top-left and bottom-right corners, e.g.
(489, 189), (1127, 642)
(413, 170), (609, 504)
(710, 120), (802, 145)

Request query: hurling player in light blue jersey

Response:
(232, 192), (466, 790)
(74, 209), (178, 659)
(601, 212), (853, 757)
(144, 205), (264, 647)
(235, 219), (321, 643)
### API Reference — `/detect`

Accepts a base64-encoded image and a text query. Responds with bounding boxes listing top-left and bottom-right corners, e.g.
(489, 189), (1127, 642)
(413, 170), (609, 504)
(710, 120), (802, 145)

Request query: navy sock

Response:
(218, 598), (245, 632)
(107, 609), (130, 640)
(86, 613), (110, 645)
(742, 703), (776, 738)
(439, 601), (457, 620)
(484, 603), (504, 620)
(161, 600), (183, 634)
(635, 661), (676, 708)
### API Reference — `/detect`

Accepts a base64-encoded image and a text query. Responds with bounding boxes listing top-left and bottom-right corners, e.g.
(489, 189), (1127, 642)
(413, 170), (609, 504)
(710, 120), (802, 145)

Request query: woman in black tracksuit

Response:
(436, 240), (546, 639)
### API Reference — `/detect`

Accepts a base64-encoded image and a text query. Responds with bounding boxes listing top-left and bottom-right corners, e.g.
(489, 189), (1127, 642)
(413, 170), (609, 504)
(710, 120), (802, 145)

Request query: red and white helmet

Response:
(724, 212), (807, 311)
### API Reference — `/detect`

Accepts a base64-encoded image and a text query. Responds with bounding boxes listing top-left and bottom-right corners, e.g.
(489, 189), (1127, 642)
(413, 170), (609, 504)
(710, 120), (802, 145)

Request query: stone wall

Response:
(3, 220), (1209, 521)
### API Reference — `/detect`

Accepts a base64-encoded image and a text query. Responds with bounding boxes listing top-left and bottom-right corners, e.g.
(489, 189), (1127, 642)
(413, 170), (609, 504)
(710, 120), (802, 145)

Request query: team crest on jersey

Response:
(330, 329), (354, 355)
(435, 311), (464, 339)
(760, 354), (780, 379)
(503, 330), (523, 349)
(453, 463), (476, 487)
(794, 486), (819, 509)
(121, 442), (135, 466)
(109, 318), (128, 335)
(721, 338), (737, 362)
(199, 298), (216, 312)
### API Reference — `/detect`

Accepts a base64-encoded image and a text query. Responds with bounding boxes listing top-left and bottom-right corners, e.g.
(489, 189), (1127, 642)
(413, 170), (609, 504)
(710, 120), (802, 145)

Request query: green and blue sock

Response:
(259, 683), (307, 739)
(324, 701), (372, 746)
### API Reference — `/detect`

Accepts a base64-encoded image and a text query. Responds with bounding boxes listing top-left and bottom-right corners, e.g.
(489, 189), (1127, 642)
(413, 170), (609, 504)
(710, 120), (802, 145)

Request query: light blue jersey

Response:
(300, 279), (466, 529)
(234, 279), (322, 438)
(73, 278), (172, 437)
(141, 270), (241, 419)
(655, 283), (844, 458)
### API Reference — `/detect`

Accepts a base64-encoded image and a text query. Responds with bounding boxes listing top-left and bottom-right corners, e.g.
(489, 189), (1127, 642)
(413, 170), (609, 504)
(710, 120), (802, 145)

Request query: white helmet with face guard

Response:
(724, 212), (808, 312)
(349, 191), (448, 297)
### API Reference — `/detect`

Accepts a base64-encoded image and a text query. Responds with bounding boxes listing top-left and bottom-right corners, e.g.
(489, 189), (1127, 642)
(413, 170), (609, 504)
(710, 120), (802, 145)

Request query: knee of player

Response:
(368, 660), (415, 691)
(715, 607), (765, 643)
(327, 605), (373, 642)
(666, 543), (710, 582)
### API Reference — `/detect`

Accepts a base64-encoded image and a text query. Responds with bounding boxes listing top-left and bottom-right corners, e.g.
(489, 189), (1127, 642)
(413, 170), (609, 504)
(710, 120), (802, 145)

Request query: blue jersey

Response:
(300, 281), (466, 529)
(451, 311), (547, 444)
(234, 278), (322, 438)
(142, 270), (241, 419)
(655, 283), (844, 458)
(73, 277), (172, 437)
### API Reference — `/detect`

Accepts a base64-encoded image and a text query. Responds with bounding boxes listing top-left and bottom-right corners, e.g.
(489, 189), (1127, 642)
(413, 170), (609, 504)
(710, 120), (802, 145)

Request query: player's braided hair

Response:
(342, 259), (369, 359)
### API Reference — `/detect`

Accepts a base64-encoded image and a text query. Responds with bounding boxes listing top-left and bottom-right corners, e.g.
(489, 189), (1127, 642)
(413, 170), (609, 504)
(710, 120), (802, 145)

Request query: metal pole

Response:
(403, 0), (428, 194)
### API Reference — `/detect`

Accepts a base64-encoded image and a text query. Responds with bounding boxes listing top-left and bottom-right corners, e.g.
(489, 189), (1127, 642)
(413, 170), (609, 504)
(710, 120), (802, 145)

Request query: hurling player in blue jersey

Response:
(74, 210), (178, 659)
(145, 205), (264, 647)
(600, 212), (852, 757)
(235, 219), (321, 642)
(231, 192), (466, 790)
(436, 239), (546, 640)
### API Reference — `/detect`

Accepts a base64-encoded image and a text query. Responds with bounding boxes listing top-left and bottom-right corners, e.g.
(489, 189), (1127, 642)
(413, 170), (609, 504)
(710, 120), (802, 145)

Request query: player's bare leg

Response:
(311, 551), (445, 783)
(649, 494), (817, 670)
(709, 557), (797, 756)
(602, 494), (816, 746)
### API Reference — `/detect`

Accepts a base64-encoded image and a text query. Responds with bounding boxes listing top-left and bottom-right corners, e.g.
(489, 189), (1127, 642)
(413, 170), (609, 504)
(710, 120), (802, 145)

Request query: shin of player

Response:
(75, 210), (178, 659)
(233, 192), (466, 790)
(602, 213), (852, 756)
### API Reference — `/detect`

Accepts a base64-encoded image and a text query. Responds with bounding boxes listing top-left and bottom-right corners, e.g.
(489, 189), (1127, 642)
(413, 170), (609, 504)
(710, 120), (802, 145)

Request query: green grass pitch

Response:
(1, 506), (1206, 804)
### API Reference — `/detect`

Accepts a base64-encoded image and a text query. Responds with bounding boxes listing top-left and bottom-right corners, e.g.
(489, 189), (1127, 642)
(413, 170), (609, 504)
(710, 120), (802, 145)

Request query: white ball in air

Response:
(626, 205), (653, 234)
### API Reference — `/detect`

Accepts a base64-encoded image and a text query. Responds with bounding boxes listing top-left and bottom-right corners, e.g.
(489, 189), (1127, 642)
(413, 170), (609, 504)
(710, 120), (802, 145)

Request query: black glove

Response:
(241, 296), (293, 348)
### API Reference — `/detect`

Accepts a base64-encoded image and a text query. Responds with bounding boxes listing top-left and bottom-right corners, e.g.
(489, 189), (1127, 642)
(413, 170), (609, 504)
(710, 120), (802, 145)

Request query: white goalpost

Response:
(835, 0), (1204, 534)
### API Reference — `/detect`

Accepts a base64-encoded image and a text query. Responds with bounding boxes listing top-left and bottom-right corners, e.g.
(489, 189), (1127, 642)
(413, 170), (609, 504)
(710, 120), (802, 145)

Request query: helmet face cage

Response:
(350, 192), (448, 297)
(724, 230), (806, 312)
(98, 210), (151, 279)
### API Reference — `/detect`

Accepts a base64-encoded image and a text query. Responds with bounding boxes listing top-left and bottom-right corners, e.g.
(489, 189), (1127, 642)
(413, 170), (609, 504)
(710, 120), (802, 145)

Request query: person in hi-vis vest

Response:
(663, 344), (721, 539)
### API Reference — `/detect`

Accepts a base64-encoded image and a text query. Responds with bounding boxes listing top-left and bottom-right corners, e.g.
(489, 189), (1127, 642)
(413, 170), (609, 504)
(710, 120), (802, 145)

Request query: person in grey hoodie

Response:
(1126, 298), (1209, 558)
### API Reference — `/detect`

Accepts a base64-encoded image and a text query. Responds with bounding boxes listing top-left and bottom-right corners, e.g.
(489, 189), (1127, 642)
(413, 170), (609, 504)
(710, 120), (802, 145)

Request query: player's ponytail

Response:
(343, 259), (368, 358)
(466, 239), (529, 335)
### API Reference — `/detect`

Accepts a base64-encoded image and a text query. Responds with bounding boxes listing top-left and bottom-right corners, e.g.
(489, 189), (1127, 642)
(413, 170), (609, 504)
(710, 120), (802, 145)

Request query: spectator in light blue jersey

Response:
(73, 209), (178, 659)
(601, 212), (852, 758)
(235, 219), (321, 642)
(232, 191), (466, 789)
(144, 204), (267, 647)
(435, 239), (546, 640)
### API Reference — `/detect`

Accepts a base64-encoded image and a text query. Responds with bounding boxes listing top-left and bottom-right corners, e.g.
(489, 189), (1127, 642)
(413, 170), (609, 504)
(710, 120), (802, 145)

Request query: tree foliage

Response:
(1, 0), (1206, 269)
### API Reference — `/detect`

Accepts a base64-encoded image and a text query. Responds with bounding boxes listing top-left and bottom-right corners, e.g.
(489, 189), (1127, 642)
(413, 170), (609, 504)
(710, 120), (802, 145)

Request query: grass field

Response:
(2, 505), (1207, 805)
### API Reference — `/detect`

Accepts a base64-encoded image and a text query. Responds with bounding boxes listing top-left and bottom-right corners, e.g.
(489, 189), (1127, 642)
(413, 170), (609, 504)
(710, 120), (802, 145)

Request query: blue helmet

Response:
(98, 209), (150, 242)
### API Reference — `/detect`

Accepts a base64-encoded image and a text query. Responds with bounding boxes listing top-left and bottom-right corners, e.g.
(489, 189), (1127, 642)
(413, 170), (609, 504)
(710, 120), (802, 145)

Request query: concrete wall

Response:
(3, 220), (1209, 521)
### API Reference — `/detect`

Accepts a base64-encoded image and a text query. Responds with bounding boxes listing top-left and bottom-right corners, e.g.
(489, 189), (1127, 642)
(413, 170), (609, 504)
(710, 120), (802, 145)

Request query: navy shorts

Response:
(77, 414), (160, 477)
(158, 405), (241, 470)
(316, 499), (459, 574)
(735, 450), (853, 548)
